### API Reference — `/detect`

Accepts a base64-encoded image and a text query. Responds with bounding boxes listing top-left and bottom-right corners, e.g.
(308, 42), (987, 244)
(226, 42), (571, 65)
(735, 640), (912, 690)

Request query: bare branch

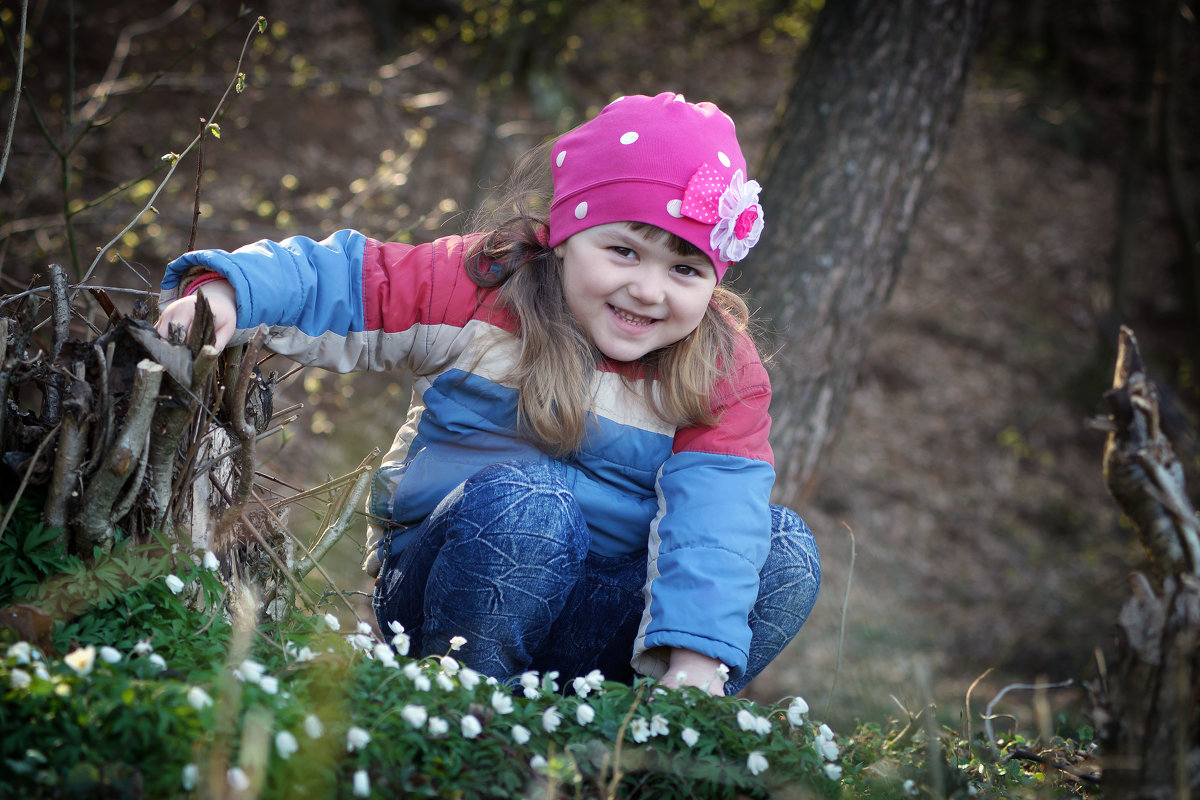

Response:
(0, 0), (28, 189)
(44, 364), (90, 535)
(983, 679), (1074, 755)
(75, 359), (164, 553)
(80, 15), (266, 286)
(294, 450), (378, 580)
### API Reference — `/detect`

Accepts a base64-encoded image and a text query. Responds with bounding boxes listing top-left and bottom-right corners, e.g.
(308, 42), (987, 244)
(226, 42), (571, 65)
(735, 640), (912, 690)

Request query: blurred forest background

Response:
(2, 0), (1198, 733)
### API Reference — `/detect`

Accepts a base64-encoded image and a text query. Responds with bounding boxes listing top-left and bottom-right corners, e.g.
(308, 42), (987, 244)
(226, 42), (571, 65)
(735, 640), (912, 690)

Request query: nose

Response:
(627, 269), (666, 306)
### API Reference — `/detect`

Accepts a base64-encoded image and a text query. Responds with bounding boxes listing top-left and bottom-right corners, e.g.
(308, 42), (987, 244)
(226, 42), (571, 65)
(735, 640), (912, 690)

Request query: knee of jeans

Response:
(459, 460), (588, 553)
(769, 505), (822, 589)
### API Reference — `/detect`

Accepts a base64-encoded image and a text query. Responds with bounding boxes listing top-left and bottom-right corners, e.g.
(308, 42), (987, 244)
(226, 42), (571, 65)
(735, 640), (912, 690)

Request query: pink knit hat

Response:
(548, 92), (764, 281)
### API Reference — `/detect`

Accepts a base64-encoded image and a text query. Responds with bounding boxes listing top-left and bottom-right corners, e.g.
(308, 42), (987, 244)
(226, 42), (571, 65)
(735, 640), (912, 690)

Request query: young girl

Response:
(156, 92), (820, 696)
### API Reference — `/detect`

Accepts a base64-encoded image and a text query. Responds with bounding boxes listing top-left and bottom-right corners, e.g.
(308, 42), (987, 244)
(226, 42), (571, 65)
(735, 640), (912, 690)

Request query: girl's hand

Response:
(156, 278), (238, 350)
(661, 648), (727, 697)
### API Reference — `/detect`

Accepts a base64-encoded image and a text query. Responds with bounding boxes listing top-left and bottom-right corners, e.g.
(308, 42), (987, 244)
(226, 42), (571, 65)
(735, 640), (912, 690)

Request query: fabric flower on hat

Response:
(680, 165), (764, 264)
(710, 170), (764, 263)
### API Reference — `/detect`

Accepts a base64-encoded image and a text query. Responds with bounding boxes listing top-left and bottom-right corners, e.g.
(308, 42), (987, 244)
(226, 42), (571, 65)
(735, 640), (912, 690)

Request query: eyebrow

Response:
(611, 227), (711, 269)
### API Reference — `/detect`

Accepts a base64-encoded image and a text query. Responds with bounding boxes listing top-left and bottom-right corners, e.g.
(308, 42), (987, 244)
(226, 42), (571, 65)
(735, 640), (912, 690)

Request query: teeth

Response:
(612, 307), (654, 325)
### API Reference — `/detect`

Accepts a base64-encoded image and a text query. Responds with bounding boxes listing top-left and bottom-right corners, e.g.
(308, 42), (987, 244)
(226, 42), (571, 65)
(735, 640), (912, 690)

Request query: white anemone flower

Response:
(372, 643), (398, 668)
(356, 620), (373, 636)
(181, 763), (198, 791)
(681, 727), (700, 747)
(132, 639), (153, 656)
(203, 550), (220, 570)
(747, 751), (769, 776)
(234, 658), (265, 684)
(511, 724), (531, 745)
(352, 769), (370, 797)
(530, 754), (548, 772)
(10, 669), (31, 689)
(459, 667), (481, 690)
(786, 696), (809, 725)
(439, 655), (460, 675)
(187, 686), (213, 710)
(304, 714), (325, 739)
(346, 726), (371, 751)
(275, 730), (299, 759)
(323, 613), (340, 631)
(449, 635), (467, 651)
(227, 766), (251, 791)
(7, 642), (32, 664)
(98, 646), (121, 664)
(427, 716), (450, 736)
(64, 645), (96, 676)
(518, 671), (540, 699)
(401, 704), (428, 729)
(575, 703), (595, 725)
(541, 706), (562, 733)
(346, 633), (373, 652)
(461, 714), (483, 739)
(491, 690), (514, 715)
(259, 675), (279, 695)
(649, 714), (669, 737)
(629, 717), (651, 743)
(824, 764), (843, 781)
(148, 653), (167, 671)
(164, 574), (185, 594)
(436, 672), (455, 692)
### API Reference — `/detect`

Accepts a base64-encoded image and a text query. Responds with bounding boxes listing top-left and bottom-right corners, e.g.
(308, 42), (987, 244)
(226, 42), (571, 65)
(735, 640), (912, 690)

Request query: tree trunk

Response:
(743, 0), (990, 503)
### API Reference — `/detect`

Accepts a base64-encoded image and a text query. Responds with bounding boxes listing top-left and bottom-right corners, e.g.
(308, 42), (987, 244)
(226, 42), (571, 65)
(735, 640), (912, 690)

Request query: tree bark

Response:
(743, 0), (990, 503)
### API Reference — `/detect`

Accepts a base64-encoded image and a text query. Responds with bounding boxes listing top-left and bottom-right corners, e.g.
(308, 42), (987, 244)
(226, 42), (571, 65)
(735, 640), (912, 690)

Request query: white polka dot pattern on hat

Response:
(666, 199), (683, 218)
(619, 131), (639, 145)
(556, 150), (566, 167)
(718, 151), (731, 168)
(574, 201), (588, 220)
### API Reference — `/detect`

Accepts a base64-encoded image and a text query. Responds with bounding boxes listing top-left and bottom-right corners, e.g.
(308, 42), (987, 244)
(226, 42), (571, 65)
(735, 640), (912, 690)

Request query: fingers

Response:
(155, 296), (199, 341)
(155, 278), (238, 350)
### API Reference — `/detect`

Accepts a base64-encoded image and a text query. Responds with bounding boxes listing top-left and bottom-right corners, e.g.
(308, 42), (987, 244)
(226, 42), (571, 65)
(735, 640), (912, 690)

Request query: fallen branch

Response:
(294, 449), (378, 580)
(74, 358), (164, 552)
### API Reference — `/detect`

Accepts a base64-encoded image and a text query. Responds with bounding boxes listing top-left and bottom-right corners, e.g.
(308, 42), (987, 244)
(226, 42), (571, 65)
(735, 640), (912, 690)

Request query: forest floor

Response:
(9, 0), (1196, 736)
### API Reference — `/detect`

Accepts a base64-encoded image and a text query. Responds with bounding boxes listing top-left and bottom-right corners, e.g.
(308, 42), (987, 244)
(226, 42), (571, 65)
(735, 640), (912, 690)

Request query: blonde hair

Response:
(466, 148), (754, 456)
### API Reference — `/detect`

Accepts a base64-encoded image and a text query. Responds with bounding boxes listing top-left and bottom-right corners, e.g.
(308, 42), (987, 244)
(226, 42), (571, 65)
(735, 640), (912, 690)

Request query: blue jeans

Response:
(372, 460), (820, 694)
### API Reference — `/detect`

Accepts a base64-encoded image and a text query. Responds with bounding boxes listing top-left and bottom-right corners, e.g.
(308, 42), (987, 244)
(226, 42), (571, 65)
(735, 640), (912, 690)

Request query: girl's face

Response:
(557, 222), (717, 362)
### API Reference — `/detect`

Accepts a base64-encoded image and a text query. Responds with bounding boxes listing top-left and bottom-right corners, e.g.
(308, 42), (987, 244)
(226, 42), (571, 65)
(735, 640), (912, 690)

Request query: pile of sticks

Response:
(0, 268), (281, 565)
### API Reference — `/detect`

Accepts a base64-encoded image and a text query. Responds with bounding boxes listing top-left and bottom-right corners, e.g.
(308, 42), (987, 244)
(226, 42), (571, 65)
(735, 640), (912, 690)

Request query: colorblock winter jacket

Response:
(161, 229), (776, 680)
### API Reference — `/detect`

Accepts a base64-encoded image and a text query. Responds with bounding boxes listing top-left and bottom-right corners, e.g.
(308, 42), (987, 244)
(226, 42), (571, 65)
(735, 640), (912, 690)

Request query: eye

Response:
(609, 246), (636, 259)
(673, 264), (704, 278)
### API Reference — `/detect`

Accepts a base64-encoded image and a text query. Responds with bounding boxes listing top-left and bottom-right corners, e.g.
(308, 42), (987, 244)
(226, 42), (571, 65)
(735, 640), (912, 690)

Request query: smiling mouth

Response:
(609, 305), (657, 326)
